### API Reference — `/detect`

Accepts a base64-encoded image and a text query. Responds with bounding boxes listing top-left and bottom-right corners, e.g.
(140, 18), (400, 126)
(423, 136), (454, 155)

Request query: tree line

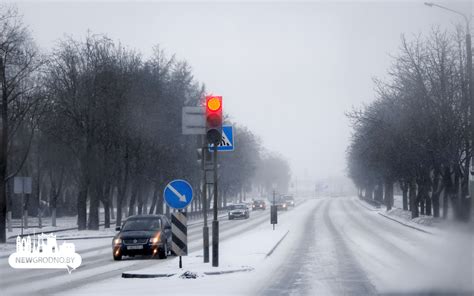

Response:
(0, 6), (291, 243)
(347, 26), (472, 222)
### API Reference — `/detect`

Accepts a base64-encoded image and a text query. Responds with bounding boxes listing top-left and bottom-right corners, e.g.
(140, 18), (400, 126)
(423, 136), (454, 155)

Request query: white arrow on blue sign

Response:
(164, 179), (194, 210)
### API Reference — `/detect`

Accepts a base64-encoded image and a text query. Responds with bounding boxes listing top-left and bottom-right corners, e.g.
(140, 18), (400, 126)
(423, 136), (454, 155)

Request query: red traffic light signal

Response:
(206, 96), (223, 145)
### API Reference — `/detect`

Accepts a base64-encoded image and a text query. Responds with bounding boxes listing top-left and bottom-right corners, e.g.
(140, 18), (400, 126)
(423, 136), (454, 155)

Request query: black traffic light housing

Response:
(206, 96), (223, 145)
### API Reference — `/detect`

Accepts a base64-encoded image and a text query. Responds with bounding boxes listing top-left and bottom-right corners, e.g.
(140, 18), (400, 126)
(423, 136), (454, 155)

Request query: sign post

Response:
(163, 179), (193, 268)
(14, 177), (32, 236)
(271, 184), (277, 230)
(212, 144), (219, 267)
(201, 136), (210, 263)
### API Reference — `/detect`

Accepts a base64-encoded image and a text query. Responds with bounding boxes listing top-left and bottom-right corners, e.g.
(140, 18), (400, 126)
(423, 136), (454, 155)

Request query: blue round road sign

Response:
(163, 179), (193, 209)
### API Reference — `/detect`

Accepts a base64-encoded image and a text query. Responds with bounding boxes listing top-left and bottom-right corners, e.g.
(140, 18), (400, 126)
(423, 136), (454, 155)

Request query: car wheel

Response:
(113, 253), (122, 261)
(158, 244), (168, 259)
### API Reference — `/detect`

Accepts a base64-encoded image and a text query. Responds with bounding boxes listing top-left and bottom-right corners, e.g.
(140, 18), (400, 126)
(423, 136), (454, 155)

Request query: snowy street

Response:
(2, 197), (471, 295)
(260, 198), (473, 296)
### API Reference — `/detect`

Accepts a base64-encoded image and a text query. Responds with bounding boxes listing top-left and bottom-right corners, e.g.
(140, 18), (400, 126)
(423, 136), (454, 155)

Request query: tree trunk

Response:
(384, 180), (394, 211)
(374, 182), (384, 203)
(0, 56), (9, 243)
(431, 191), (439, 217)
(128, 180), (139, 217)
(88, 181), (100, 230)
(116, 185), (125, 227)
(401, 182), (408, 211)
(110, 187), (115, 220)
(425, 192), (432, 216)
(409, 179), (418, 218)
(149, 183), (158, 214)
(364, 184), (373, 200)
(432, 171), (442, 218)
(442, 166), (453, 219)
(137, 185), (144, 215)
(103, 181), (111, 228)
(51, 191), (58, 227)
(77, 175), (88, 230)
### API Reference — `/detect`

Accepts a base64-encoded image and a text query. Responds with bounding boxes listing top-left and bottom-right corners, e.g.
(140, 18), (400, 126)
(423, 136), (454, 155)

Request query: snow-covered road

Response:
(259, 197), (473, 296)
(2, 197), (472, 296)
(1, 208), (277, 296)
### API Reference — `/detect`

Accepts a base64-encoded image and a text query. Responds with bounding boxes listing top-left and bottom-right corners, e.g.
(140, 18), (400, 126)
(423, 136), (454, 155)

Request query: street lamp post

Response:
(425, 2), (473, 210)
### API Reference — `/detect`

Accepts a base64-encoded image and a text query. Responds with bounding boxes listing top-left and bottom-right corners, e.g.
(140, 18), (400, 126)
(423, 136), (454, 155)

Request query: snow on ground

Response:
(63, 200), (318, 296)
(3, 197), (471, 295)
(344, 197), (473, 294)
(360, 195), (472, 236)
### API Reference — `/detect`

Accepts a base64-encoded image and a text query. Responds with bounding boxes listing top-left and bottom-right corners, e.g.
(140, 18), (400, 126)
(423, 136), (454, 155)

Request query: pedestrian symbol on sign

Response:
(209, 125), (234, 152)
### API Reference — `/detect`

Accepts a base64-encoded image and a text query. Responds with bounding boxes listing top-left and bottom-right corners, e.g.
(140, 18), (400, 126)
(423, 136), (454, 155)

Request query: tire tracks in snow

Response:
(322, 199), (377, 295)
(260, 199), (325, 296)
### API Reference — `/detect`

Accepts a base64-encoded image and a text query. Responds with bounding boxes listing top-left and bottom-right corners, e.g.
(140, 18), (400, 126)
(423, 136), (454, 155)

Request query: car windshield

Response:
(229, 205), (247, 210)
(122, 218), (161, 232)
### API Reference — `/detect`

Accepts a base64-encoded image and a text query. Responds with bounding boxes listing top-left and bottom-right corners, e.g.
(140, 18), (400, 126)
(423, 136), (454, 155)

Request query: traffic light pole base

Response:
(212, 220), (219, 267)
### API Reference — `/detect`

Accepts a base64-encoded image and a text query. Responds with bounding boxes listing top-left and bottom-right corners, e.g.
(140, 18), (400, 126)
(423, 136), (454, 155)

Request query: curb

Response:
(7, 221), (117, 240)
(265, 230), (290, 258)
(356, 199), (380, 211)
(204, 267), (254, 275)
(121, 267), (254, 279)
(187, 213), (228, 227)
(378, 212), (433, 235)
(55, 235), (115, 240)
(122, 273), (175, 278)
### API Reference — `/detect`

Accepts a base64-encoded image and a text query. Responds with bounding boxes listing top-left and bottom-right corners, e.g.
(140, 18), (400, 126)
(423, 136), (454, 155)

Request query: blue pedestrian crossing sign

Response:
(209, 125), (234, 152)
(164, 179), (193, 209)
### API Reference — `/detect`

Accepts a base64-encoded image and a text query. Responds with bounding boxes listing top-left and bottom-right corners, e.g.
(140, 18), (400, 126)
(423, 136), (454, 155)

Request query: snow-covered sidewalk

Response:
(357, 197), (445, 234)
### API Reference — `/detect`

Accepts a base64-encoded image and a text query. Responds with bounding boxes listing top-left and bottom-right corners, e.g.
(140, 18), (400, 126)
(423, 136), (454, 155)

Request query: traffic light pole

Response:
(201, 137), (209, 263)
(212, 144), (219, 267)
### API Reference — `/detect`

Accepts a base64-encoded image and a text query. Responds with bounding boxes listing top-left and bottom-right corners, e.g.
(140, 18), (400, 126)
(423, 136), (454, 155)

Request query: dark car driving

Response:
(252, 200), (266, 210)
(112, 214), (172, 260)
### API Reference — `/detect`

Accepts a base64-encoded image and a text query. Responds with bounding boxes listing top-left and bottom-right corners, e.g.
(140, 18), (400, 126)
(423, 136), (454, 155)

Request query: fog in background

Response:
(14, 0), (472, 187)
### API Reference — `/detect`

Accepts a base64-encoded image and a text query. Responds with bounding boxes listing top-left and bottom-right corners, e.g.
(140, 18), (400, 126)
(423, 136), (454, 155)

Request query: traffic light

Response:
(205, 96), (223, 145)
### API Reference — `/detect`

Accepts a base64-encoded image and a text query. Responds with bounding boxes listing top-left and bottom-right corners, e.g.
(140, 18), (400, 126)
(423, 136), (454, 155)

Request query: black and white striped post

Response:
(171, 211), (187, 268)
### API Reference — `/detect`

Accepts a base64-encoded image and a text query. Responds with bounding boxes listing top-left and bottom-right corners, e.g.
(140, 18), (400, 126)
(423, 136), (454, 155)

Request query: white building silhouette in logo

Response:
(15, 233), (74, 254)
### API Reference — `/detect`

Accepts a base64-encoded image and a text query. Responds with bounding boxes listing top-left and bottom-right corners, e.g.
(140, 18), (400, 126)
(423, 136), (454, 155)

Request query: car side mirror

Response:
(115, 226), (121, 231)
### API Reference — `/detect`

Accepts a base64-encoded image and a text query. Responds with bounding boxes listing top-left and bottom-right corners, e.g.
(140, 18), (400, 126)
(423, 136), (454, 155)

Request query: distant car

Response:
(228, 203), (250, 219)
(283, 195), (295, 207)
(276, 199), (288, 211)
(112, 214), (172, 261)
(252, 200), (266, 210)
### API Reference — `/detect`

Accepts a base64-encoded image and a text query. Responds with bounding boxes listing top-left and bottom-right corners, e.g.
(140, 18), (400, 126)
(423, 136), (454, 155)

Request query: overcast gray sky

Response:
(12, 0), (473, 183)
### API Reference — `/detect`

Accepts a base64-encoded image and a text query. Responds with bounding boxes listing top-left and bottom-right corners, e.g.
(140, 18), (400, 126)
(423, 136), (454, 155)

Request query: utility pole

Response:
(201, 136), (209, 263)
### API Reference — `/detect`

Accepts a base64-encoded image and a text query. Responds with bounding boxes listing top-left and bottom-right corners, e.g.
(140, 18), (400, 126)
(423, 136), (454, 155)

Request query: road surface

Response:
(2, 197), (472, 296)
(0, 208), (273, 295)
(259, 197), (473, 296)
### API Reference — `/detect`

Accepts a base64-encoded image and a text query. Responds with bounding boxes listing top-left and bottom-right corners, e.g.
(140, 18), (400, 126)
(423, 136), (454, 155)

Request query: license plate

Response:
(127, 245), (143, 250)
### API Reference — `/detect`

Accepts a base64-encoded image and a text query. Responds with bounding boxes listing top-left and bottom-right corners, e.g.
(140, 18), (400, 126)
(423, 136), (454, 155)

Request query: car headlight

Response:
(150, 233), (161, 244)
(114, 238), (122, 245)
